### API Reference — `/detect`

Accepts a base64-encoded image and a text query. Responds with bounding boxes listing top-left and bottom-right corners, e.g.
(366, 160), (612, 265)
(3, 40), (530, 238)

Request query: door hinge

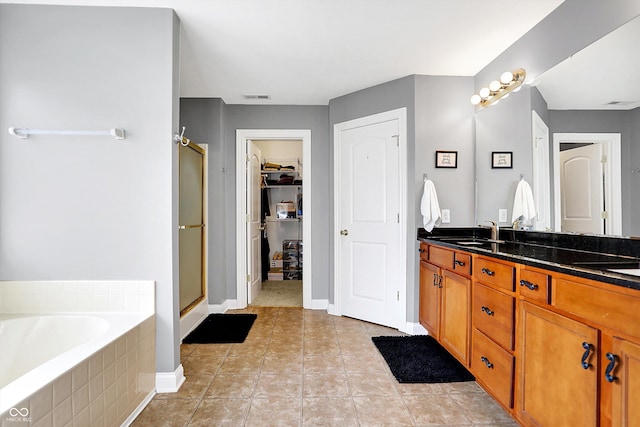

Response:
(397, 213), (400, 223)
(392, 134), (399, 147)
(246, 274), (251, 282)
(397, 291), (400, 301)
(246, 214), (250, 222)
(601, 211), (609, 219)
(601, 154), (607, 164)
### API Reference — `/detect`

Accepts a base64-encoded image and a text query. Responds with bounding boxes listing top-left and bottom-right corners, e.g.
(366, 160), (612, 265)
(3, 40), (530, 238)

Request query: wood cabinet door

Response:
(518, 302), (598, 427)
(419, 260), (441, 338)
(440, 270), (470, 365)
(611, 337), (640, 427)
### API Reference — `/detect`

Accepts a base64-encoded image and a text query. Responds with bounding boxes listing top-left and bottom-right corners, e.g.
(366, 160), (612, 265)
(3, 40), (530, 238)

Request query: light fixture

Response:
(470, 68), (526, 107)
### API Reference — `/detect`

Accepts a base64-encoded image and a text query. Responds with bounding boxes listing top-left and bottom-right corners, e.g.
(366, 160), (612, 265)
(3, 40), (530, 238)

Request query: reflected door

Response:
(179, 142), (205, 315)
(559, 143), (603, 234)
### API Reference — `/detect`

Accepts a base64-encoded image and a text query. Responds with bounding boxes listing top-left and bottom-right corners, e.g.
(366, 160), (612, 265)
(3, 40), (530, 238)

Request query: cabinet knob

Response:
(481, 267), (495, 276)
(520, 280), (538, 291)
(581, 342), (593, 369)
(605, 352), (619, 383)
(480, 356), (494, 369)
(481, 306), (494, 316)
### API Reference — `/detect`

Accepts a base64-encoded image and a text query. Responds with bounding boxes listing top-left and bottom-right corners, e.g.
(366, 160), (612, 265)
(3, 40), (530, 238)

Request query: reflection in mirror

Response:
(532, 14), (640, 237)
(476, 14), (640, 238)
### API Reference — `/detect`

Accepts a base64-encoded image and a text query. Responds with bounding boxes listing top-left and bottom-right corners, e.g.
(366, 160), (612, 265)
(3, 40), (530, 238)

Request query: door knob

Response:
(340, 229), (349, 236)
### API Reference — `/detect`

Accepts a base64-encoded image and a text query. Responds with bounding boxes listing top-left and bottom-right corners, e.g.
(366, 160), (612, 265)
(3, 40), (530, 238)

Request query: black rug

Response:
(183, 314), (257, 344)
(372, 335), (475, 383)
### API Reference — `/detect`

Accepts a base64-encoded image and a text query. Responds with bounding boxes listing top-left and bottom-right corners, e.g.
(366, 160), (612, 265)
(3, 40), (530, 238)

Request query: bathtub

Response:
(0, 280), (155, 426)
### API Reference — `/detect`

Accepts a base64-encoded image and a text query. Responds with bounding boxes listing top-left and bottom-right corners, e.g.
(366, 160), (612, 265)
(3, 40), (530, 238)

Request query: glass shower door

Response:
(179, 142), (205, 315)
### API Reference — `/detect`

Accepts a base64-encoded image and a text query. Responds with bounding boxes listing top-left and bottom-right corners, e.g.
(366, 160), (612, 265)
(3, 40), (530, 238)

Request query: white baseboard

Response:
(326, 303), (338, 316)
(309, 299), (329, 310)
(208, 299), (239, 313)
(180, 299), (209, 340)
(403, 322), (428, 335)
(121, 389), (155, 426)
(155, 364), (186, 393)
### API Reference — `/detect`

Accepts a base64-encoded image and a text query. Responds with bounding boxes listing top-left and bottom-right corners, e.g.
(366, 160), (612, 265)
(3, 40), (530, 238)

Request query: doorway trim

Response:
(332, 107), (407, 331)
(236, 129), (312, 309)
(552, 132), (622, 235)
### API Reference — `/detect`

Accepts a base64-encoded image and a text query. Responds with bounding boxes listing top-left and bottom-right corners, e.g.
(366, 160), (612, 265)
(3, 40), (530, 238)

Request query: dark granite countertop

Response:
(417, 227), (640, 291)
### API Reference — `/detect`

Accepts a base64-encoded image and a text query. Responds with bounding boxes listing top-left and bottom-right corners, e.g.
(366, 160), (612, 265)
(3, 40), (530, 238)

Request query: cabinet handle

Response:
(519, 280), (539, 291)
(481, 267), (495, 276)
(437, 275), (443, 288)
(480, 356), (494, 369)
(581, 342), (593, 369)
(605, 352), (619, 383)
(481, 306), (494, 316)
(432, 273), (439, 287)
(455, 260), (466, 267)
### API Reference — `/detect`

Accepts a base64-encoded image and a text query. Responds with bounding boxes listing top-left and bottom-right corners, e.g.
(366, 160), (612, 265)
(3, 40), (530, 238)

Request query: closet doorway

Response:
(236, 129), (312, 309)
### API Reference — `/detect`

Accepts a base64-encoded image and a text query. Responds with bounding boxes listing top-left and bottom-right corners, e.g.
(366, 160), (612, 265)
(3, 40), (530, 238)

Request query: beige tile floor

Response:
(132, 307), (519, 426)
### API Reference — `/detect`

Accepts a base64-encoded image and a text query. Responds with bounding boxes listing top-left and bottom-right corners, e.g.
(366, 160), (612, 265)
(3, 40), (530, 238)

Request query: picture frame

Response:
(492, 151), (513, 169)
(435, 150), (458, 168)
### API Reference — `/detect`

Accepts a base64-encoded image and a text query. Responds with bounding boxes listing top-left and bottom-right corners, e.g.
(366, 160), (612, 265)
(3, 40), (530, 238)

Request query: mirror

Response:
(475, 14), (640, 237)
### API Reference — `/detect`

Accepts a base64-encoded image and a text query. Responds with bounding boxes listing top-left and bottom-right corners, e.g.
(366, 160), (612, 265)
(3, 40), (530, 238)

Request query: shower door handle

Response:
(178, 224), (205, 230)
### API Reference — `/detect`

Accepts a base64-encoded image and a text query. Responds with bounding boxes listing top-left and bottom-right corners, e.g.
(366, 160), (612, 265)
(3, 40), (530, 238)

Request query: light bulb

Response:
(470, 94), (481, 105)
(479, 87), (491, 99)
(500, 71), (514, 84)
(489, 80), (501, 92)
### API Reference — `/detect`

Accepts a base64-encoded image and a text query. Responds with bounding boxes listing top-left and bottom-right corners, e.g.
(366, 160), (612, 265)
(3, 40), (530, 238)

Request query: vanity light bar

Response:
(471, 68), (526, 107)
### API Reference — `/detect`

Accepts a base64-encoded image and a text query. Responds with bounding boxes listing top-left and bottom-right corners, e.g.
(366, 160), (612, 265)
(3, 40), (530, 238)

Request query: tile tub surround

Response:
(418, 227), (640, 290)
(131, 306), (518, 427)
(0, 281), (155, 427)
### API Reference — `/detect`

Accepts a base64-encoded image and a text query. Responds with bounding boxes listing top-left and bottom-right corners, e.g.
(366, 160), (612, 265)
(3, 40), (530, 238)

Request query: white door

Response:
(247, 141), (262, 303)
(336, 116), (402, 328)
(559, 144), (603, 233)
(531, 111), (550, 231)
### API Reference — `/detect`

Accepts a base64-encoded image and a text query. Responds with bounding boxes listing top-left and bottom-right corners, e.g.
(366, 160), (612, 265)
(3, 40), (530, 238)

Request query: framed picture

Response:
(492, 151), (513, 169)
(435, 151), (458, 168)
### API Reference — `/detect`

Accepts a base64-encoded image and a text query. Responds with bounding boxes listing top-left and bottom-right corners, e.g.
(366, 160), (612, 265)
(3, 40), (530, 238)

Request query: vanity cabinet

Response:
(471, 256), (516, 409)
(517, 270), (640, 427)
(418, 243), (471, 365)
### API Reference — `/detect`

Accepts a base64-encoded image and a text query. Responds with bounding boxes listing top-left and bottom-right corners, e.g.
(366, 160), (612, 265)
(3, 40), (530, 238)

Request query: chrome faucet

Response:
(485, 220), (499, 241)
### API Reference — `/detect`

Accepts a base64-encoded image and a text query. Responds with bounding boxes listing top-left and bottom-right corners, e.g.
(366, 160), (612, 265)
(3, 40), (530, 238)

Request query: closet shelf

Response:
(266, 217), (301, 222)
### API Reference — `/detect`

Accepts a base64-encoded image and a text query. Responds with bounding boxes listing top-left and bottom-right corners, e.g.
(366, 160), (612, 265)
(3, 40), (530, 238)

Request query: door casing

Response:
(236, 129), (312, 309)
(552, 133), (621, 235)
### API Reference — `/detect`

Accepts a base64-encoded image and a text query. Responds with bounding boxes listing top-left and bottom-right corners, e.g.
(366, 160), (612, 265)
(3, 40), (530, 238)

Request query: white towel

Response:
(512, 179), (536, 224)
(421, 179), (441, 232)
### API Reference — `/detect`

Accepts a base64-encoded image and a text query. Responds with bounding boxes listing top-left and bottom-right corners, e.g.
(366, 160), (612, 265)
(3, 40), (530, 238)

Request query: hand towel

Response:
(421, 179), (441, 232)
(512, 179), (536, 224)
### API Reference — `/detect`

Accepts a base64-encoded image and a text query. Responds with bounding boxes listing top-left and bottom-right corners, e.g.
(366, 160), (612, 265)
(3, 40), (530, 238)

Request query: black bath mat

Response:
(372, 335), (475, 383)
(183, 314), (257, 344)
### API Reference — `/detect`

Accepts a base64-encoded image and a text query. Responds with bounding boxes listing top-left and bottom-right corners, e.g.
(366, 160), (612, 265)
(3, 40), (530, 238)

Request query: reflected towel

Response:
(512, 179), (536, 223)
(421, 179), (441, 232)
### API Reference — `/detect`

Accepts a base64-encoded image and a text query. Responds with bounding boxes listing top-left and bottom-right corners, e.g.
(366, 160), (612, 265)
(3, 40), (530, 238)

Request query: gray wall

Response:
(179, 100), (330, 302)
(0, 5), (182, 374)
(549, 109), (637, 235)
(329, 74), (475, 323)
(475, 87), (534, 225)
(631, 108), (640, 235)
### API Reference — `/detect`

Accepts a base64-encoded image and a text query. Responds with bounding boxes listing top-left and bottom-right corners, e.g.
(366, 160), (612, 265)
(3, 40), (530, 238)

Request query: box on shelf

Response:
(276, 202), (296, 219)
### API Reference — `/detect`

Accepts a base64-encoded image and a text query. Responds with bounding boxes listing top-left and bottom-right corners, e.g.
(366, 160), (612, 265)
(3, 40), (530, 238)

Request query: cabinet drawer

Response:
(419, 243), (428, 262)
(518, 269), (550, 303)
(553, 277), (640, 339)
(428, 245), (454, 269)
(474, 257), (515, 292)
(473, 283), (515, 351)
(453, 252), (472, 276)
(471, 328), (514, 409)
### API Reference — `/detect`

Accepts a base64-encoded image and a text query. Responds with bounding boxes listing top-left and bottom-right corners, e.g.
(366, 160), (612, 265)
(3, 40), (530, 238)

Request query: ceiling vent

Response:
(243, 94), (271, 100)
